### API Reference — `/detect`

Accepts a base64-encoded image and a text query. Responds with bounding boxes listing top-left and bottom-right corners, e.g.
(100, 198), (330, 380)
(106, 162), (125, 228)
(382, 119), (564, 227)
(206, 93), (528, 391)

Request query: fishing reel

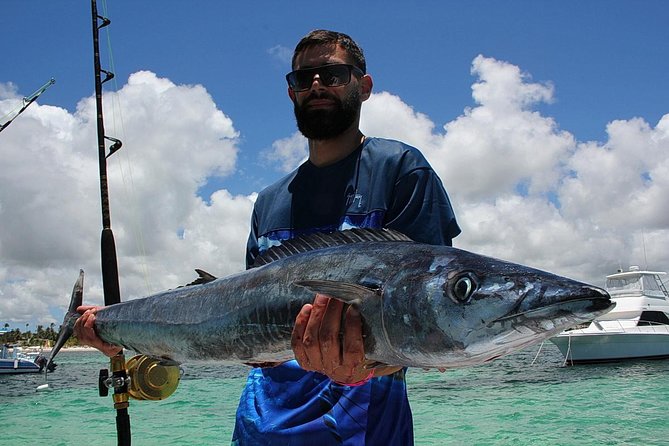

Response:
(99, 354), (181, 401)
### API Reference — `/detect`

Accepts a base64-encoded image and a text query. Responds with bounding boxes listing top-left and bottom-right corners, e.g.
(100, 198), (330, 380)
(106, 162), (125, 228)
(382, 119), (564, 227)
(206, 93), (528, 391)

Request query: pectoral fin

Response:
(293, 280), (381, 306)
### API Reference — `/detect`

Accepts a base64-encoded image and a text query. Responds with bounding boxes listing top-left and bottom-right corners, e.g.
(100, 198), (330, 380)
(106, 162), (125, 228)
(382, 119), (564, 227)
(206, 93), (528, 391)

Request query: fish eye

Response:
(450, 273), (478, 303)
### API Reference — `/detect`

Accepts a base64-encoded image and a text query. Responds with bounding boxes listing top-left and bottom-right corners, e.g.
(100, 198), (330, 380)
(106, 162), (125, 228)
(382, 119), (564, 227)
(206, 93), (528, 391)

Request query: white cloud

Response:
(268, 45), (293, 66)
(0, 82), (20, 100)
(561, 116), (669, 229)
(0, 72), (252, 326)
(262, 131), (307, 173)
(359, 56), (668, 286)
(361, 91), (437, 149)
(1, 56), (668, 329)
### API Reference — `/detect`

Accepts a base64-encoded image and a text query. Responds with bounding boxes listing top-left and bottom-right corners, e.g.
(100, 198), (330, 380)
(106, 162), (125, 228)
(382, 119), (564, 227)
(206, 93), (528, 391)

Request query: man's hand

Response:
(291, 294), (375, 384)
(74, 305), (123, 357)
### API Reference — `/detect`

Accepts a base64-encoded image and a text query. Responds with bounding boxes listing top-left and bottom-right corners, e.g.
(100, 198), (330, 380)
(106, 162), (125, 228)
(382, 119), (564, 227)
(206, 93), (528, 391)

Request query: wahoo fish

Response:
(49, 229), (613, 369)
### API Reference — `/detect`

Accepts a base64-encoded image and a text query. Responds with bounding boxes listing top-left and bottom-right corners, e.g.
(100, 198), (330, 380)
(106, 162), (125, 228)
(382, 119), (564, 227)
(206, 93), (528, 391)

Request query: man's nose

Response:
(308, 73), (326, 91)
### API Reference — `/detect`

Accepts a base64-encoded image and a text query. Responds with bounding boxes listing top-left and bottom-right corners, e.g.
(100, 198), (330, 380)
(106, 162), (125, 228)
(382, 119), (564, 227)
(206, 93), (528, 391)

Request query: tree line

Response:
(1, 322), (81, 347)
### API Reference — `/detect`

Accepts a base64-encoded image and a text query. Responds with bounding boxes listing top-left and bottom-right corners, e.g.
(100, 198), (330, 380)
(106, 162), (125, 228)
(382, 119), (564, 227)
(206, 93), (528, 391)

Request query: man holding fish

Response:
(77, 29), (461, 445)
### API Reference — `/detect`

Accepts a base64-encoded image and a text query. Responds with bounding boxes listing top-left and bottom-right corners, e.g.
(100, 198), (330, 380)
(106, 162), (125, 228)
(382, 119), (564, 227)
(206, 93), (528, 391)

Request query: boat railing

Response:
(0, 345), (41, 361)
(593, 319), (669, 334)
(659, 279), (669, 298)
(562, 318), (669, 335)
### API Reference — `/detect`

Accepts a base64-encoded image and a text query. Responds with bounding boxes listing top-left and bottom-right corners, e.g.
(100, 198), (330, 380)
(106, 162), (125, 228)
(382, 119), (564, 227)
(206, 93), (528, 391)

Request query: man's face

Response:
(289, 45), (365, 140)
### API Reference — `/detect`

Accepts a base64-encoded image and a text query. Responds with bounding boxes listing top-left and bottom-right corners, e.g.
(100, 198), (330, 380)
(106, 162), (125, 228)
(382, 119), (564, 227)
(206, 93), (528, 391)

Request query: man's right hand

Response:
(74, 305), (123, 357)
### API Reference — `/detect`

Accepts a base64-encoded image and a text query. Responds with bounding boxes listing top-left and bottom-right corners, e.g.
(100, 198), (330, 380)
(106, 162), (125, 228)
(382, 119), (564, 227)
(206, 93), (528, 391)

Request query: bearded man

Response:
(233, 29), (461, 445)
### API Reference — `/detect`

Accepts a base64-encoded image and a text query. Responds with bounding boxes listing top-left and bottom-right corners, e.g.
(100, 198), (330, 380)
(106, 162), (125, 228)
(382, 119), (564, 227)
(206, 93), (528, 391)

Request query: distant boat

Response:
(0, 343), (54, 374)
(550, 267), (669, 364)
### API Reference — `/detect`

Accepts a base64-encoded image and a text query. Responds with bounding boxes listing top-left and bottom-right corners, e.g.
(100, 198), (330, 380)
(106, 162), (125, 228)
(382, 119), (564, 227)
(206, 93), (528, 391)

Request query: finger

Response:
(73, 310), (93, 335)
(340, 306), (367, 382)
(83, 311), (97, 330)
(291, 304), (314, 370)
(300, 295), (330, 370)
(73, 312), (86, 335)
(318, 296), (344, 367)
(74, 311), (122, 357)
(79, 312), (99, 344)
(76, 305), (99, 315)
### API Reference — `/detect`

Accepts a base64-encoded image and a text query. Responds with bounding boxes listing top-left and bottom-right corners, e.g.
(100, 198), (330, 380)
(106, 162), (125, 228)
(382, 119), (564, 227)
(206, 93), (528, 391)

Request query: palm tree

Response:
(47, 323), (57, 343)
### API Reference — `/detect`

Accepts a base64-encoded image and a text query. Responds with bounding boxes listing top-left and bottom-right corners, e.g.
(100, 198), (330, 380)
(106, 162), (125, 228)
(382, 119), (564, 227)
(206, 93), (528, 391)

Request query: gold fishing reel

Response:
(99, 354), (181, 401)
(125, 355), (181, 401)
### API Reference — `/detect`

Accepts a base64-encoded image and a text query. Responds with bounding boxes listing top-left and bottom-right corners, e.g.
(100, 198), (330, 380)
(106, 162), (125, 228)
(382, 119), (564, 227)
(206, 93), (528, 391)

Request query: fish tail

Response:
(46, 270), (84, 370)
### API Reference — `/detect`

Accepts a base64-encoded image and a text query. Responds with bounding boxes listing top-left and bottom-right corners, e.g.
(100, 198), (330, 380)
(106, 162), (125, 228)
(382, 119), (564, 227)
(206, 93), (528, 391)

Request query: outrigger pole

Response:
(0, 78), (55, 133)
(90, 1), (130, 444)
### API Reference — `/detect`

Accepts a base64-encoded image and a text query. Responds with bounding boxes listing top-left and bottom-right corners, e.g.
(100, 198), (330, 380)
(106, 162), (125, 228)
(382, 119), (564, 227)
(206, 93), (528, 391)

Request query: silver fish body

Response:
(83, 229), (613, 369)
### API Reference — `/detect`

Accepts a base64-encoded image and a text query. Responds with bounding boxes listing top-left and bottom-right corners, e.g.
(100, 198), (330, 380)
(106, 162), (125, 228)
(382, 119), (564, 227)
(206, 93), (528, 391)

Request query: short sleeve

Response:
(385, 167), (461, 246)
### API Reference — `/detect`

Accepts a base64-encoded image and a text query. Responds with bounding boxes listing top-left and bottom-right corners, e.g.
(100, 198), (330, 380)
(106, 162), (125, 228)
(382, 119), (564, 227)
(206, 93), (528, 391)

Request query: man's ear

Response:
(288, 87), (296, 102)
(360, 74), (373, 101)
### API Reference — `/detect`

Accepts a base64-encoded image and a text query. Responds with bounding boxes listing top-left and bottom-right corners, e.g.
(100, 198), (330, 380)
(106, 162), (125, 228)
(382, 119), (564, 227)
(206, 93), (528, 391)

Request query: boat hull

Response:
(550, 330), (669, 364)
(0, 358), (43, 374)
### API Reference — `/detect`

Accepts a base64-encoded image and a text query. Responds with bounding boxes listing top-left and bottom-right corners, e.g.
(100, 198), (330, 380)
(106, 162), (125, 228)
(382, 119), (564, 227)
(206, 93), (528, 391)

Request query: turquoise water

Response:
(2, 345), (668, 445)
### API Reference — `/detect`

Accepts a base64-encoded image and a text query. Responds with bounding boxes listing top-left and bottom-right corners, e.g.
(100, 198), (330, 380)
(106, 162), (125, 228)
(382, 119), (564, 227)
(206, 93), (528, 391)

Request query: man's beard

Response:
(293, 89), (361, 140)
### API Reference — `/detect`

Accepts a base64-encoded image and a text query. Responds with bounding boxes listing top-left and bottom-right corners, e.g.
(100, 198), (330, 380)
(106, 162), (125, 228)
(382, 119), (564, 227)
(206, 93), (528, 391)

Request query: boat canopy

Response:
(606, 270), (667, 298)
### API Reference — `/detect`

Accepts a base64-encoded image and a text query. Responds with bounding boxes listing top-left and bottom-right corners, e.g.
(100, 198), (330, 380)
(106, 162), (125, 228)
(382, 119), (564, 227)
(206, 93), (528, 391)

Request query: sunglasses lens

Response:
(294, 70), (319, 89)
(287, 65), (354, 91)
(320, 65), (349, 87)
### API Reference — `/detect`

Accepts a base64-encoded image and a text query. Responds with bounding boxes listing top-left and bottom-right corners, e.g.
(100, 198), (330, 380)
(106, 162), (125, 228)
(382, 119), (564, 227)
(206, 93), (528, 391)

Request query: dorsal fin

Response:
(252, 228), (413, 268)
(179, 269), (218, 287)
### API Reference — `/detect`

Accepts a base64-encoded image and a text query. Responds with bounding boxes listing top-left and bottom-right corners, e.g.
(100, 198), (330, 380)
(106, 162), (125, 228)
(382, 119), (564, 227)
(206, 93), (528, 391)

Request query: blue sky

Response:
(1, 1), (668, 328)
(4, 1), (667, 195)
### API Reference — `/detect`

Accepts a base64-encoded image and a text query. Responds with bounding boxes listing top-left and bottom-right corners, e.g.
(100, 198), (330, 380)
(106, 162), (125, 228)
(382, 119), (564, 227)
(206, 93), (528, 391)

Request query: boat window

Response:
(606, 277), (641, 291)
(643, 275), (662, 292)
(637, 311), (669, 326)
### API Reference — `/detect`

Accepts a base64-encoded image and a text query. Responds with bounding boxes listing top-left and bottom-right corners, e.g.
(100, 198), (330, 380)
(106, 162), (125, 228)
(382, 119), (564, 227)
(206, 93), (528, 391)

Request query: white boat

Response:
(550, 267), (669, 364)
(0, 343), (51, 374)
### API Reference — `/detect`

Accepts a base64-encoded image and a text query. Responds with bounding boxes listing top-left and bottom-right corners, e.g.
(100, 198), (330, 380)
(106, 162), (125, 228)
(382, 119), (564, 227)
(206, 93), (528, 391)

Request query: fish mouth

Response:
(492, 294), (614, 324)
(462, 296), (615, 361)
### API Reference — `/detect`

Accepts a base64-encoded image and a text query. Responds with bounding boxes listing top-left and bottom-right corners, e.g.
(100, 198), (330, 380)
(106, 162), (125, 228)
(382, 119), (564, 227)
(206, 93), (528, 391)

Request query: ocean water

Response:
(1, 345), (668, 446)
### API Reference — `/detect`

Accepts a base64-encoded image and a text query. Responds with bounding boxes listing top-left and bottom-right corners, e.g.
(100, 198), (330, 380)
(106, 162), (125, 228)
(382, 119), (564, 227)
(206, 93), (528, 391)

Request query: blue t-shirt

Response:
(232, 137), (460, 445)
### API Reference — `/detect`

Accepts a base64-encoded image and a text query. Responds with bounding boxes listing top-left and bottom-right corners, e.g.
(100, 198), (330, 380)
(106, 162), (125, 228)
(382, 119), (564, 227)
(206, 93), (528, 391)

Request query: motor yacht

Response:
(551, 266), (669, 364)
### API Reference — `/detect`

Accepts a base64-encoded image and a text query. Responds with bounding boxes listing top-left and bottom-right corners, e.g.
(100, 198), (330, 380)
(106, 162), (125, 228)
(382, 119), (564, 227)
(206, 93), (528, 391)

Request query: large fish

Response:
(49, 228), (613, 369)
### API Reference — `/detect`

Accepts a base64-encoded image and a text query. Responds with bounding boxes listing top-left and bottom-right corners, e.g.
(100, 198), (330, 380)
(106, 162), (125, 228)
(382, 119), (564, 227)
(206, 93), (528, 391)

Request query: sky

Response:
(1, 0), (668, 330)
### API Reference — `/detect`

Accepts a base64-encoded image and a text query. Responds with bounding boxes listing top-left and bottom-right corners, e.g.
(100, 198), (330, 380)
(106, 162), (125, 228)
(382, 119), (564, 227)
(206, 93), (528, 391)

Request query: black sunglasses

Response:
(286, 64), (364, 92)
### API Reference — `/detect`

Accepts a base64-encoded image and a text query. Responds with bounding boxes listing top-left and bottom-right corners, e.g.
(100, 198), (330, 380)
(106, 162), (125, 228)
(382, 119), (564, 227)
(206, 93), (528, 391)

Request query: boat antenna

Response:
(91, 1), (131, 444)
(641, 229), (649, 270)
(0, 78), (55, 133)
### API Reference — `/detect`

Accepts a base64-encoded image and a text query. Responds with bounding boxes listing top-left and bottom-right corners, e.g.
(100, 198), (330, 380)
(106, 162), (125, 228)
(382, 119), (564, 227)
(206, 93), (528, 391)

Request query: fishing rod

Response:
(90, 3), (181, 444)
(0, 78), (55, 133)
(90, 1), (130, 444)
